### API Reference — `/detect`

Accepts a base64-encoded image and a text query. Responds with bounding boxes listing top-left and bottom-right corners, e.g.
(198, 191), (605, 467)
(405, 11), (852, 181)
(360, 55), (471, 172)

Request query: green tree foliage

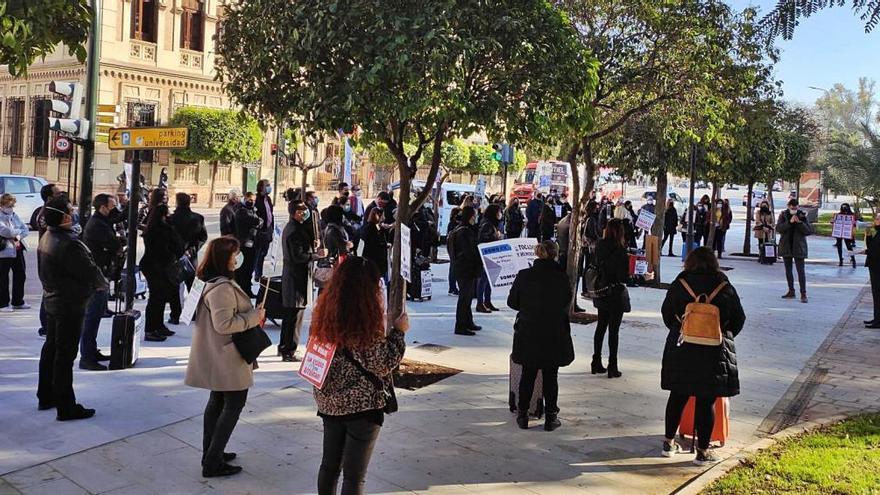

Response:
(169, 107), (262, 163)
(467, 144), (500, 176)
(215, 0), (597, 320)
(822, 124), (880, 215)
(0, 0), (91, 76)
(760, 0), (880, 40)
(814, 78), (878, 139)
(440, 140), (470, 176)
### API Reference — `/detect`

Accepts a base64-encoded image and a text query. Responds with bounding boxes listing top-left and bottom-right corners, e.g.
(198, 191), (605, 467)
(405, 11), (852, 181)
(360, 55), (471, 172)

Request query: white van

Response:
(389, 180), (484, 239)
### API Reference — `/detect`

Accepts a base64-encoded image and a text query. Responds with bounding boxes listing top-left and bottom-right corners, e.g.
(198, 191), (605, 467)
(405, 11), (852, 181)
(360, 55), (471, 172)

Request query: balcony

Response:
(130, 40), (157, 63)
(180, 49), (204, 70)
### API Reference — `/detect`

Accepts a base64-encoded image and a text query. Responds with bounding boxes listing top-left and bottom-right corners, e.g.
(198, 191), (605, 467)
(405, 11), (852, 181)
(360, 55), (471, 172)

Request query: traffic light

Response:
(502, 143), (514, 163)
(271, 143), (279, 155)
(492, 143), (502, 161)
(48, 81), (89, 140)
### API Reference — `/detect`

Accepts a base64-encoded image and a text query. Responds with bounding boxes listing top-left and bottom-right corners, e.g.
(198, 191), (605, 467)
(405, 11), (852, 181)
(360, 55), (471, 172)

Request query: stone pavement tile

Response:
(48, 449), (130, 494)
(0, 478), (20, 495)
(16, 478), (87, 495)
(2, 465), (64, 491)
(100, 485), (153, 495)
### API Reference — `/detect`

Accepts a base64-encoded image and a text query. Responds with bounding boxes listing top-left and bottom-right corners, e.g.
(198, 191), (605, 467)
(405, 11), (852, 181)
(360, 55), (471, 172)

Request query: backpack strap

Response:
(705, 281), (728, 304)
(679, 279), (699, 301)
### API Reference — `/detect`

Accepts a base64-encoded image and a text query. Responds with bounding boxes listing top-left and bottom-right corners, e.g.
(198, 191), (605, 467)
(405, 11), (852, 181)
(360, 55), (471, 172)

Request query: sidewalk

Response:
(0, 231), (876, 494)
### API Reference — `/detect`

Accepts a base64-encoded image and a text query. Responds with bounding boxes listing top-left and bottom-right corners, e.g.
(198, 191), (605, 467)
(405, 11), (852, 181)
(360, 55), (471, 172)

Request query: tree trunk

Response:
(743, 181), (755, 255)
(566, 138), (597, 320)
(706, 182), (720, 249)
(209, 161), (218, 209)
(430, 172), (449, 263)
(651, 163), (668, 284)
(766, 181), (775, 219)
(388, 159), (411, 331)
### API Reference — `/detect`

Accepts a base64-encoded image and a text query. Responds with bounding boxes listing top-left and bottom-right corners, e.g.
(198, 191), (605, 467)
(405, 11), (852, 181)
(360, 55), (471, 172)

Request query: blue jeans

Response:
(80, 290), (109, 363)
(476, 272), (492, 304)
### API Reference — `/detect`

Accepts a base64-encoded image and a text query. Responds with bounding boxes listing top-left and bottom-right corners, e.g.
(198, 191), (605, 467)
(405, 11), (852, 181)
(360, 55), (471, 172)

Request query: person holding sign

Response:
(185, 236), (265, 478)
(310, 257), (408, 495)
(831, 203), (857, 268)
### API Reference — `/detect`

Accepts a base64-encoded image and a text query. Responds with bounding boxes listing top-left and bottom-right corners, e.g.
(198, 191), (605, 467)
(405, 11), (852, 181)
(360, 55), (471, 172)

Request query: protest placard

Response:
(298, 337), (338, 389)
(635, 209), (656, 231)
(832, 214), (854, 239)
(400, 224), (411, 282)
(478, 238), (539, 288)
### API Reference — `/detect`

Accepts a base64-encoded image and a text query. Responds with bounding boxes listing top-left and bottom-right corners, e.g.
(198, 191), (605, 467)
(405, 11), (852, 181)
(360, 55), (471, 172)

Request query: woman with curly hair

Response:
(311, 256), (409, 495)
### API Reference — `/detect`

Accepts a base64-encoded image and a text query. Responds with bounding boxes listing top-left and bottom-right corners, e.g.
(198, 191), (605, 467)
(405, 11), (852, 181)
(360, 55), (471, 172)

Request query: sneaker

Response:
(12, 303), (31, 310)
(693, 448), (721, 466)
(0, 306), (13, 313)
(661, 439), (682, 458)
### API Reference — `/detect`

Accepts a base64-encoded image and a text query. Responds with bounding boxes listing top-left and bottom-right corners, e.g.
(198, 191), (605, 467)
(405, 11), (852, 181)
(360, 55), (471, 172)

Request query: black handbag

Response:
(232, 326), (272, 364)
(342, 349), (398, 414)
(165, 255), (194, 285)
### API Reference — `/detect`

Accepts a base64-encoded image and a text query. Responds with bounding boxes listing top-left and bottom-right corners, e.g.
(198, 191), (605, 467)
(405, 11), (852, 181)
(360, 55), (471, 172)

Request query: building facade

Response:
(0, 0), (356, 207)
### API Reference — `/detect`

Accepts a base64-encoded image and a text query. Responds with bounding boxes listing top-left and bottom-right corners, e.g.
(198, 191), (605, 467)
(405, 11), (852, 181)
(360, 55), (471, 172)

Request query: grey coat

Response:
(776, 210), (811, 258)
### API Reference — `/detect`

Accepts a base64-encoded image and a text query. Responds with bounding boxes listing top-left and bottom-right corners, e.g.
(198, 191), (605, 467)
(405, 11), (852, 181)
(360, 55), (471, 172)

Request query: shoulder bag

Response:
(203, 279), (271, 364)
(342, 348), (398, 414)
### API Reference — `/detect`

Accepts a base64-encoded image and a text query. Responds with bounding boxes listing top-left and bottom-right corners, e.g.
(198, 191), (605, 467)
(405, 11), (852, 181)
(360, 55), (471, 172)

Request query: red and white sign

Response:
(298, 337), (338, 389)
(55, 136), (71, 153)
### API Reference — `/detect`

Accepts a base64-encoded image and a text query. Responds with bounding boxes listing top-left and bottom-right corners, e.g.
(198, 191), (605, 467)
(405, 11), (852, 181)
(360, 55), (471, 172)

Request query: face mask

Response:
(343, 204), (351, 212)
(496, 213), (503, 221)
(312, 198), (319, 208)
(1, 206), (12, 214)
(234, 251), (244, 269)
(302, 209), (311, 222)
(265, 185), (272, 194)
(245, 200), (255, 208)
(789, 208), (798, 214)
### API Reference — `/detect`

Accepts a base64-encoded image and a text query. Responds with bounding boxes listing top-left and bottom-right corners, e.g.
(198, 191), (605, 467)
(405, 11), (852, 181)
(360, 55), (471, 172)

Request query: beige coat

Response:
(185, 278), (262, 392)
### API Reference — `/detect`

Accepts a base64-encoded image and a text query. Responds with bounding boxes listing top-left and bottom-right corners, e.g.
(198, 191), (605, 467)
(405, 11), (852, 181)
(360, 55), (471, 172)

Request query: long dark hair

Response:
(324, 204), (344, 225)
(604, 218), (626, 247)
(144, 203), (170, 234)
(483, 204), (501, 225)
(684, 246), (720, 273)
(310, 256), (384, 349)
(197, 236), (240, 281)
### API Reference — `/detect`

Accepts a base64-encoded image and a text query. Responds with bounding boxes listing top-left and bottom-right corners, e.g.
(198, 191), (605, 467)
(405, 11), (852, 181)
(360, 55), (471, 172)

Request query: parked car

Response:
(742, 189), (767, 206)
(642, 191), (687, 205)
(389, 180), (487, 239)
(695, 180), (709, 189)
(726, 183), (740, 190)
(0, 175), (48, 229)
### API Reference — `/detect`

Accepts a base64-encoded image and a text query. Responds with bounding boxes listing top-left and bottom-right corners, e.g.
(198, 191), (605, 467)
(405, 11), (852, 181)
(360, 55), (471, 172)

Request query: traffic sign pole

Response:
(79, 0), (102, 222)
(125, 151), (141, 312)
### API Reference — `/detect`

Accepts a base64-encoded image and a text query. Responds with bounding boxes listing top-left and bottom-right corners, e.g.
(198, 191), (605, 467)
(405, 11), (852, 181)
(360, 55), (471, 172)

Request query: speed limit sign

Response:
(55, 136), (71, 153)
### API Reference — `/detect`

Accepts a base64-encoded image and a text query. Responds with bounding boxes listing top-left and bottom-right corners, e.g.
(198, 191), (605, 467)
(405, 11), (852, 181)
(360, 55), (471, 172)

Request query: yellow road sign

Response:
(97, 104), (120, 113)
(108, 127), (188, 150)
(96, 114), (118, 125)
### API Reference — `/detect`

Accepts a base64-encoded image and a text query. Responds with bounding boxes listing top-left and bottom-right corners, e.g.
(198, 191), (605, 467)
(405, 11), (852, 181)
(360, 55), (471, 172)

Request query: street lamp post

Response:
(686, 142), (697, 257)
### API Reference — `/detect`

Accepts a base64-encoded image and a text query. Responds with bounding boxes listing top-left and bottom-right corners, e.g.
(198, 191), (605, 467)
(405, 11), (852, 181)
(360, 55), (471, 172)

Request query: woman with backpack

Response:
(591, 218), (630, 378)
(659, 247), (746, 466)
(310, 257), (408, 494)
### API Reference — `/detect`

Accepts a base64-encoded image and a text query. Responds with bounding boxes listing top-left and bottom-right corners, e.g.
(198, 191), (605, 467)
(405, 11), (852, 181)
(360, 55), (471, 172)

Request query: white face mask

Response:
(234, 251), (244, 269)
(789, 208), (798, 214)
(1, 206), (12, 214)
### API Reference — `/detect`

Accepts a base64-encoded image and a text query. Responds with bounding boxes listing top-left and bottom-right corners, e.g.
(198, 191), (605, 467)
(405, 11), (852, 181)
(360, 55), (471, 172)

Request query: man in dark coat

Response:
(864, 214), (880, 328)
(170, 193), (207, 280)
(776, 198), (812, 303)
(660, 247), (745, 463)
(233, 193), (264, 298)
(451, 206), (482, 335)
(37, 196), (108, 420)
(80, 194), (122, 371)
(525, 193), (543, 239)
(219, 189), (240, 236)
(663, 200), (679, 257)
(508, 241), (573, 431)
(253, 180), (275, 283)
(279, 201), (326, 361)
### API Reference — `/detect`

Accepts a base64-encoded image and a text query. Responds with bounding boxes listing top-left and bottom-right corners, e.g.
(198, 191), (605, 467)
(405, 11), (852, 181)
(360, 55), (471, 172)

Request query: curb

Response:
(673, 412), (856, 495)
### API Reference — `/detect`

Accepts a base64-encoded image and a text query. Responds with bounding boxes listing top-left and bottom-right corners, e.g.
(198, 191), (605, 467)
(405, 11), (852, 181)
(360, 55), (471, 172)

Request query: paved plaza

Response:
(1, 216), (878, 494)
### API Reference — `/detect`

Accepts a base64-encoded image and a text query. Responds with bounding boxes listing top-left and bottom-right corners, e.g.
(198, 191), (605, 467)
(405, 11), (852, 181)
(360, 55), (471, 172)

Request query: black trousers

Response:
(455, 276), (476, 331)
(253, 236), (270, 283)
(142, 268), (175, 333)
(594, 308), (623, 362)
(279, 306), (304, 356)
(665, 392), (716, 451)
(318, 417), (382, 495)
(661, 232), (675, 255)
(835, 238), (855, 262)
(202, 389), (249, 468)
(0, 248), (26, 307)
(235, 246), (256, 298)
(37, 309), (85, 412)
(871, 267), (880, 321)
(519, 365), (559, 415)
(783, 257), (806, 293)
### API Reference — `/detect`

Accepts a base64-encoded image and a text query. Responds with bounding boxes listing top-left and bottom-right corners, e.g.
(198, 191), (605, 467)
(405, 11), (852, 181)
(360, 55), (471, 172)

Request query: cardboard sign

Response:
(298, 337), (338, 389)
(554, 205), (563, 218)
(180, 278), (206, 325)
(420, 269), (432, 298)
(635, 259), (649, 275)
(131, 311), (144, 366)
(764, 243), (776, 258)
(478, 238), (539, 288)
(400, 224), (412, 283)
(832, 214), (854, 239)
(635, 209), (656, 231)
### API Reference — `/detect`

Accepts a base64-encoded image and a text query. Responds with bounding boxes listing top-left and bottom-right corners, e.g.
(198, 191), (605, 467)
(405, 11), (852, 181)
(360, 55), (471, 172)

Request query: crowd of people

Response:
(5, 174), (877, 492)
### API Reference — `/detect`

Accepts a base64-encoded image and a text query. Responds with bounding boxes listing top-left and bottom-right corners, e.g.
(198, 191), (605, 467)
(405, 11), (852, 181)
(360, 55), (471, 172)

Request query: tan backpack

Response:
(677, 279), (727, 346)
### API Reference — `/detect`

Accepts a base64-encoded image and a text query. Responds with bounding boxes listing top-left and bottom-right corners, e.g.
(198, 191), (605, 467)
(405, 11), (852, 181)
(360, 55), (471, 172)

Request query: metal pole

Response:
(273, 126), (283, 205)
(502, 162), (508, 199)
(686, 142), (697, 256)
(125, 151), (141, 312)
(78, 0), (101, 222)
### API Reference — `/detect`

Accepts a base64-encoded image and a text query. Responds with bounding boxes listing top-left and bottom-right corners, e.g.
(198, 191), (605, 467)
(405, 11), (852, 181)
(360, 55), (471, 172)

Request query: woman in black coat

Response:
(280, 201), (327, 361)
(591, 218), (630, 378)
(361, 208), (389, 283)
(503, 198), (524, 239)
(140, 204), (184, 342)
(446, 207), (462, 295)
(507, 240), (573, 432)
(660, 247), (745, 465)
(663, 200), (678, 257)
(476, 204), (503, 313)
(322, 205), (351, 259)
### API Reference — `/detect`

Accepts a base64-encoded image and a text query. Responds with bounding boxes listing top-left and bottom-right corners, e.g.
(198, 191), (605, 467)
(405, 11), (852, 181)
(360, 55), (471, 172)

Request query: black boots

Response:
(544, 413), (561, 431)
(607, 360), (622, 379)
(516, 411), (529, 430)
(590, 355), (607, 374)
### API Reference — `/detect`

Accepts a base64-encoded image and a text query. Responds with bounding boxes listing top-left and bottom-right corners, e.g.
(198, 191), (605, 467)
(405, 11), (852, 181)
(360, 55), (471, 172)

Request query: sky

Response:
(729, 0), (880, 106)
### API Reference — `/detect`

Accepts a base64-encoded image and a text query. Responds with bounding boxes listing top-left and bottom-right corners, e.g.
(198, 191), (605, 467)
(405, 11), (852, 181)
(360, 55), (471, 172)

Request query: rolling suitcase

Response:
(761, 241), (777, 264)
(257, 276), (284, 325)
(508, 356), (544, 419)
(109, 309), (143, 370)
(678, 396), (729, 448)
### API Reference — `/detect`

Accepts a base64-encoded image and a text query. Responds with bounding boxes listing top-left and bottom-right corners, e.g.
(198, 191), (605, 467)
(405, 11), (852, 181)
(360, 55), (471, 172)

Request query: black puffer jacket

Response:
(38, 227), (109, 314)
(661, 270), (746, 397)
(170, 206), (207, 255)
(507, 259), (574, 368)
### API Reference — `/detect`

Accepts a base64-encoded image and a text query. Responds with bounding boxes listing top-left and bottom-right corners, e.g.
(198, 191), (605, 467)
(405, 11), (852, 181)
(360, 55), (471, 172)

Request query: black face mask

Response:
(245, 201), (255, 208)
(760, 206), (770, 213)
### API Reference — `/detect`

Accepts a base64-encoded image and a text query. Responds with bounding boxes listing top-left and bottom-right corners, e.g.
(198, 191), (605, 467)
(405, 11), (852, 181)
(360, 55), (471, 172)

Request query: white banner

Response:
(478, 238), (539, 288)
(343, 137), (353, 185)
(832, 214), (854, 239)
(420, 269), (432, 298)
(635, 209), (656, 231)
(400, 224), (411, 283)
(180, 278), (206, 325)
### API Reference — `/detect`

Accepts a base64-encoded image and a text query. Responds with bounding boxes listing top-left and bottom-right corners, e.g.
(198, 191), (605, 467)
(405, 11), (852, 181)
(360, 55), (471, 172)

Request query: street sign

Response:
(108, 127), (189, 150)
(54, 136), (71, 153)
(97, 104), (120, 113)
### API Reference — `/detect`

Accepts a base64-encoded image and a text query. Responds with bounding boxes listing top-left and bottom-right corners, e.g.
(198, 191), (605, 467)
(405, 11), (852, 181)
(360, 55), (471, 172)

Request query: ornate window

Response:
(124, 101), (157, 163)
(131, 0), (158, 43)
(3, 98), (25, 157)
(180, 0), (205, 52)
(29, 97), (51, 158)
